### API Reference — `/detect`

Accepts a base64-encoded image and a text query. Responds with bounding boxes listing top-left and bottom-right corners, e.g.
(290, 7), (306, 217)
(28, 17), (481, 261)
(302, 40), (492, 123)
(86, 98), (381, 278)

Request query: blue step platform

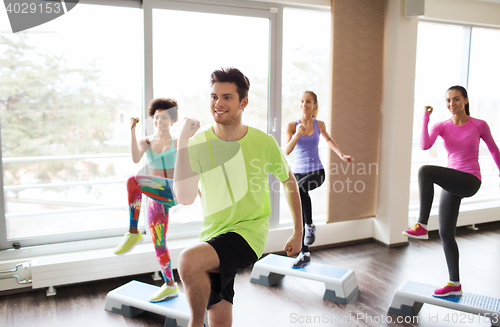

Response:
(250, 253), (359, 303)
(388, 280), (500, 327)
(104, 280), (207, 327)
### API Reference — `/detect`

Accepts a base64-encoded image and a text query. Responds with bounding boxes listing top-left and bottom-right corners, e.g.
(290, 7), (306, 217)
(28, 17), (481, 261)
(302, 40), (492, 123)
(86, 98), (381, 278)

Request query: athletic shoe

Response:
(113, 231), (143, 255)
(433, 282), (462, 297)
(292, 252), (310, 269)
(304, 224), (316, 246)
(150, 283), (179, 302)
(402, 223), (428, 239)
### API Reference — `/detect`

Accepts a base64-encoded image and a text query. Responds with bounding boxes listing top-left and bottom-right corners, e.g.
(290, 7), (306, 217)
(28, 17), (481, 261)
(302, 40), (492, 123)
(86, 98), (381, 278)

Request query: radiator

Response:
(0, 261), (32, 292)
(30, 242), (184, 296)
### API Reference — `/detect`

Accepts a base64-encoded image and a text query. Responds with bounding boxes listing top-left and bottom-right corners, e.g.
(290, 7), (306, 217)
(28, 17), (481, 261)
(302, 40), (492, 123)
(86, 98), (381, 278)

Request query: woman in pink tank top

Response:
(403, 86), (500, 297)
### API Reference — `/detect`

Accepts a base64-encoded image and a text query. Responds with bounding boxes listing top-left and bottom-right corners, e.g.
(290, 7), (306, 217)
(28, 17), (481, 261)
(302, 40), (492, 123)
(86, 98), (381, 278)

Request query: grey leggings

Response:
(418, 165), (481, 282)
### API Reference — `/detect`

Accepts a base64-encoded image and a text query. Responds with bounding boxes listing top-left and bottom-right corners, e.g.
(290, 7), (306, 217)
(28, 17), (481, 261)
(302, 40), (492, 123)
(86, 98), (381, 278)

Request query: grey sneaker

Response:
(304, 224), (316, 246)
(292, 252), (310, 269)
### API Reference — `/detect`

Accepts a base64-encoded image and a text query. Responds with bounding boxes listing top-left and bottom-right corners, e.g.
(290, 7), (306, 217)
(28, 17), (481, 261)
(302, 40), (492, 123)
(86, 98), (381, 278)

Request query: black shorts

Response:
(205, 232), (258, 307)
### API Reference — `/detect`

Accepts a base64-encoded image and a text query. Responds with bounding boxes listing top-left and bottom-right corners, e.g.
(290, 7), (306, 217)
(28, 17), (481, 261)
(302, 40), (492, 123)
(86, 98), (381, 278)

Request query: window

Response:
(468, 27), (500, 203)
(0, 3), (143, 245)
(0, 1), (332, 250)
(279, 7), (331, 225)
(410, 22), (500, 216)
(151, 6), (271, 225)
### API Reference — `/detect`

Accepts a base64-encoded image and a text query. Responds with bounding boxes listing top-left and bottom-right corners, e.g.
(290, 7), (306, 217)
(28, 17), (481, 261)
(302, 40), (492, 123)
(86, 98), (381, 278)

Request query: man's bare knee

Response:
(178, 247), (199, 282)
(178, 244), (219, 283)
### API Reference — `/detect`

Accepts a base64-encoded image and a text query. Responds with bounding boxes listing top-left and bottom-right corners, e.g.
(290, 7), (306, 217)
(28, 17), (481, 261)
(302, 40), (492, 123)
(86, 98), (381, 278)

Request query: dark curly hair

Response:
(148, 98), (178, 123)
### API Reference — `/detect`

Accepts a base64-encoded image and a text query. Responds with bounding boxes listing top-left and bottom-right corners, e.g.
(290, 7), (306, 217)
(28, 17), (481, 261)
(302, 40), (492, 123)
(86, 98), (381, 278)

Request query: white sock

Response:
(449, 281), (460, 286)
(418, 223), (428, 229)
(302, 252), (310, 256)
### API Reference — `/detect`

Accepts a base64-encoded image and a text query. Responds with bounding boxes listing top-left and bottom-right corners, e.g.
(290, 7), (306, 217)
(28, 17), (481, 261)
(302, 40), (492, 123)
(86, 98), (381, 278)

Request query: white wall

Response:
(375, 0), (418, 246)
(247, 0), (330, 8)
(425, 0), (500, 27)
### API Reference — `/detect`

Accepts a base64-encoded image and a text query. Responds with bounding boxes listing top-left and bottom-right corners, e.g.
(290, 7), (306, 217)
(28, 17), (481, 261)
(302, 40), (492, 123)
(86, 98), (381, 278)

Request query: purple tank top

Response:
(293, 118), (324, 173)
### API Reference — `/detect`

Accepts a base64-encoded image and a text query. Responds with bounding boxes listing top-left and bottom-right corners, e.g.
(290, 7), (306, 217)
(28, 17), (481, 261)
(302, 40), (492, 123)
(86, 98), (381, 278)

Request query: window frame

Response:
(0, 0), (331, 251)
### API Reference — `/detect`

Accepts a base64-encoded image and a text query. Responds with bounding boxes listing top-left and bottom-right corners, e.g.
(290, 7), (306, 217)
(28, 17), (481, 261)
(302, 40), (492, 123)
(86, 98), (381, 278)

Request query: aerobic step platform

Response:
(105, 280), (206, 327)
(388, 280), (500, 327)
(250, 253), (359, 303)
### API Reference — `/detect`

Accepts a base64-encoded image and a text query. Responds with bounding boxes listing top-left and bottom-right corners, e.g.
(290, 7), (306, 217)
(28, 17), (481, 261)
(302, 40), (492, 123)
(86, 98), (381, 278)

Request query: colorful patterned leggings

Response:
(127, 175), (177, 283)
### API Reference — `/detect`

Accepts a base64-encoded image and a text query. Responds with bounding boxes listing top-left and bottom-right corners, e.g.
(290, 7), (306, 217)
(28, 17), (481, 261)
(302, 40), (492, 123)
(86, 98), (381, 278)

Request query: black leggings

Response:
(294, 169), (326, 251)
(418, 165), (481, 282)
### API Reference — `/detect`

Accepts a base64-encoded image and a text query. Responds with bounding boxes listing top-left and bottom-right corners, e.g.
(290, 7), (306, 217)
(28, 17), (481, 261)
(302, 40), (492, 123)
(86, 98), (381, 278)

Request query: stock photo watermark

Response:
(137, 136), (379, 216)
(328, 162), (378, 194)
(289, 311), (499, 325)
(4, 0), (79, 33)
(248, 159), (378, 194)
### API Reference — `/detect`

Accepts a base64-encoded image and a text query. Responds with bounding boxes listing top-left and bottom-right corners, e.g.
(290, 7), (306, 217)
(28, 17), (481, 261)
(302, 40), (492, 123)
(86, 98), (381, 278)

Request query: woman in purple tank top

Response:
(284, 91), (352, 268)
(403, 86), (500, 297)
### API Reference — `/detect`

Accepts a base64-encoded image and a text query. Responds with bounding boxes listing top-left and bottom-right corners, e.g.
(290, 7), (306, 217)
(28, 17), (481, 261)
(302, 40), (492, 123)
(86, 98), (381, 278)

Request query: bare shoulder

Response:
(286, 120), (296, 132)
(316, 119), (327, 132)
(173, 138), (178, 150)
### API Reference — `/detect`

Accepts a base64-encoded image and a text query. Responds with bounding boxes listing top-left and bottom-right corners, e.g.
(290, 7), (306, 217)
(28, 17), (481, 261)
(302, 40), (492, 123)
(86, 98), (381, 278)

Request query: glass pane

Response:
(152, 9), (270, 224)
(467, 27), (500, 203)
(1, 4), (143, 239)
(280, 8), (331, 224)
(410, 22), (467, 213)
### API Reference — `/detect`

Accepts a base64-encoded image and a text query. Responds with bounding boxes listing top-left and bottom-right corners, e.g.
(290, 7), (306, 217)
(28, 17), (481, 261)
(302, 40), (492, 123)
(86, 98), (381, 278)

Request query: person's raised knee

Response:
(177, 246), (208, 282)
(178, 248), (194, 279)
(126, 176), (140, 192)
(418, 165), (433, 178)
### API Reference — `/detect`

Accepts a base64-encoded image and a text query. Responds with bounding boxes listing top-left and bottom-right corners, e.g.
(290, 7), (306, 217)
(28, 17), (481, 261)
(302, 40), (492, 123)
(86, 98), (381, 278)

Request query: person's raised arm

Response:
(281, 170), (303, 256)
(130, 117), (148, 163)
(420, 106), (442, 150)
(173, 118), (201, 205)
(283, 121), (306, 156)
(318, 120), (352, 163)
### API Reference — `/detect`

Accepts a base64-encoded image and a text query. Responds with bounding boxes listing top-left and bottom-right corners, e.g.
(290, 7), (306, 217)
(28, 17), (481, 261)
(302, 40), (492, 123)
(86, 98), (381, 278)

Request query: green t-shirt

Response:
(188, 126), (290, 258)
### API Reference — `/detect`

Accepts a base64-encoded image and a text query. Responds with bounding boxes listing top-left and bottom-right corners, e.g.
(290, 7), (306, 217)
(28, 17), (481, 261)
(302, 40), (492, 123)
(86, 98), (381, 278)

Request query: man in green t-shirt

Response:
(174, 67), (302, 327)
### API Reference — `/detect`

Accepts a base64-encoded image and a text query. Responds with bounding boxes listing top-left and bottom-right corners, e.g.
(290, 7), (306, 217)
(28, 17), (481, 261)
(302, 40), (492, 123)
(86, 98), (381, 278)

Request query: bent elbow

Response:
(178, 198), (195, 206)
(174, 192), (196, 206)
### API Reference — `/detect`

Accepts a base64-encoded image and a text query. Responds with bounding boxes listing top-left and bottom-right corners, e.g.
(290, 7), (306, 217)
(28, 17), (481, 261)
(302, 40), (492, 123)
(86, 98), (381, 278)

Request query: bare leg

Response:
(178, 242), (220, 327)
(208, 300), (233, 327)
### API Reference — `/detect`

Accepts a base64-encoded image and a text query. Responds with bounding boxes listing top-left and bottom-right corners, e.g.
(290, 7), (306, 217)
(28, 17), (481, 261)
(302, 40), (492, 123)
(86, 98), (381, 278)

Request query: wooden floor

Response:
(1, 221), (499, 327)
